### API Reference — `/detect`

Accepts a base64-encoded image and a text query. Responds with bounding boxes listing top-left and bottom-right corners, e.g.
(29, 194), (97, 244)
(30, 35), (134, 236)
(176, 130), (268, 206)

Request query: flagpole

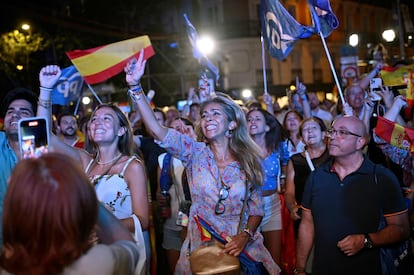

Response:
(260, 34), (268, 94)
(318, 32), (345, 105)
(73, 94), (81, 116)
(86, 83), (103, 104)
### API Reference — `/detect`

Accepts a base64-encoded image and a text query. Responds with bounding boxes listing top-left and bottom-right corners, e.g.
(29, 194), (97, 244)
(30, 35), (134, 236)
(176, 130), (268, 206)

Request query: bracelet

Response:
(40, 86), (53, 91)
(243, 227), (254, 240)
(280, 174), (286, 179)
(129, 83), (142, 92)
(38, 99), (51, 109)
(128, 89), (143, 101)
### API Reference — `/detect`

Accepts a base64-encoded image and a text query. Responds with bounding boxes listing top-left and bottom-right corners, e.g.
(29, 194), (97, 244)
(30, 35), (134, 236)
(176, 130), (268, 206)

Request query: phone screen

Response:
(369, 78), (382, 92)
(18, 117), (50, 159)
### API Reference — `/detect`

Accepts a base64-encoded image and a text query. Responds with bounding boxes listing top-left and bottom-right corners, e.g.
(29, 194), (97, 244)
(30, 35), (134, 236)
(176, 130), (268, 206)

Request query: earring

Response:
(225, 129), (233, 138)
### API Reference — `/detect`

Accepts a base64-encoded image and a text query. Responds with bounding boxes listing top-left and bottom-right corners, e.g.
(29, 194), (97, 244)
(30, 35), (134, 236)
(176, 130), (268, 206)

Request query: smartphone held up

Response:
(368, 78), (382, 101)
(18, 117), (50, 159)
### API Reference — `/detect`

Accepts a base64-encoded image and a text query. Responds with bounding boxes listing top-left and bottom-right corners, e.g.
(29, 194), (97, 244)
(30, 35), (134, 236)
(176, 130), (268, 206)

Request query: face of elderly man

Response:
(346, 84), (365, 110)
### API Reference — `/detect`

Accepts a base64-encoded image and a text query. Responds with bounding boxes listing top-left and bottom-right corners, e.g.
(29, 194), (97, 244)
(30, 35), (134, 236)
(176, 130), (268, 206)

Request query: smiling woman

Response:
(124, 50), (281, 274)
(36, 65), (150, 274)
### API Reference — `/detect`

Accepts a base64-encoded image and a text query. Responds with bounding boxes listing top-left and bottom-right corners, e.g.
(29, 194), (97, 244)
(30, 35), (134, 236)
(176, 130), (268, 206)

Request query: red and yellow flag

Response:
(194, 215), (212, 242)
(375, 116), (414, 154)
(66, 35), (155, 84)
(380, 64), (414, 118)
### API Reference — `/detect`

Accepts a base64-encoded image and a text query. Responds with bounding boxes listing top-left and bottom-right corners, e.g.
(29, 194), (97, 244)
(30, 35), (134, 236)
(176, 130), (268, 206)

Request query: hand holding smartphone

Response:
(18, 117), (50, 159)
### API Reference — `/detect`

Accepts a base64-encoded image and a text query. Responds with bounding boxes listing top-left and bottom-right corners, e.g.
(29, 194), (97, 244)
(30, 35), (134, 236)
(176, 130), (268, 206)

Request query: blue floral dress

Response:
(158, 129), (280, 274)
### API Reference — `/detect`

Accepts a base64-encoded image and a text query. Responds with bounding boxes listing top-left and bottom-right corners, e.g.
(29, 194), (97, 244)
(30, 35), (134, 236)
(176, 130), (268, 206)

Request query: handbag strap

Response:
(237, 179), (249, 233)
(304, 150), (315, 171)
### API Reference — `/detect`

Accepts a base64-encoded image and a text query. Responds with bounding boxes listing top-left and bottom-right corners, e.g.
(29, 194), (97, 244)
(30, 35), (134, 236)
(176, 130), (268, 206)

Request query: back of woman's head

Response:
(1, 153), (98, 274)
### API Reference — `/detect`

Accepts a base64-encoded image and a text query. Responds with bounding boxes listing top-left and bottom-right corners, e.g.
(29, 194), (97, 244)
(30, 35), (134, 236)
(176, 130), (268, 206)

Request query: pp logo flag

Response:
(52, 66), (84, 106)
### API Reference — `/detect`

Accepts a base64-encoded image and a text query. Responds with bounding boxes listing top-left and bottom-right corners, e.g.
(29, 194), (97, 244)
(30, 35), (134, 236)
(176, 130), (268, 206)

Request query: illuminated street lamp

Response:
(82, 96), (91, 105)
(21, 23), (31, 31)
(241, 89), (252, 99)
(197, 35), (215, 56)
(349, 33), (359, 47)
(382, 29), (396, 42)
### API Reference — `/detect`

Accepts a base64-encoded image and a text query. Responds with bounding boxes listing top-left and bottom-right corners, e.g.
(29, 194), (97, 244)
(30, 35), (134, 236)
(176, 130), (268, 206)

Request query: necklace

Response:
(96, 153), (122, 165)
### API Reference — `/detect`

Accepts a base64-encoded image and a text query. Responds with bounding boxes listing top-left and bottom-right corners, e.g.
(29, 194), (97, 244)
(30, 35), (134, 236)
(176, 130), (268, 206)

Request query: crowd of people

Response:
(0, 45), (413, 275)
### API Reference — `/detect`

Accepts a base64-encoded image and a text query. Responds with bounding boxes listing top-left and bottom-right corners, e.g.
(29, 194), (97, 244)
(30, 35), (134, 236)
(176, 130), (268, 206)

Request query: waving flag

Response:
(260, 0), (338, 60)
(380, 64), (414, 118)
(51, 66), (84, 106)
(66, 35), (155, 84)
(183, 14), (219, 83)
(308, 0), (339, 37)
(375, 116), (414, 154)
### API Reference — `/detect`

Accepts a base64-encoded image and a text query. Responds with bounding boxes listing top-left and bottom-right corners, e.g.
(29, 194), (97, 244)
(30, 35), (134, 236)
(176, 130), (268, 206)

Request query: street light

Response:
(241, 89), (252, 99)
(197, 35), (215, 56)
(21, 23), (31, 31)
(82, 96), (91, 105)
(349, 33), (359, 47)
(382, 29), (396, 42)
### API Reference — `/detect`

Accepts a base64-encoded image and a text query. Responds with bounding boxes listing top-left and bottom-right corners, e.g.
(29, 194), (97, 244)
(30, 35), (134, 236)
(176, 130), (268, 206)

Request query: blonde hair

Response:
(196, 93), (264, 186)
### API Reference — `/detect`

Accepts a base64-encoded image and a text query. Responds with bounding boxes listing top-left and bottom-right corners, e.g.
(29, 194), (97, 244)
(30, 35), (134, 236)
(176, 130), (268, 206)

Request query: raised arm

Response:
(383, 95), (408, 126)
(38, 65), (90, 166)
(296, 79), (311, 118)
(285, 160), (301, 220)
(359, 63), (382, 90)
(263, 93), (274, 115)
(125, 50), (168, 141)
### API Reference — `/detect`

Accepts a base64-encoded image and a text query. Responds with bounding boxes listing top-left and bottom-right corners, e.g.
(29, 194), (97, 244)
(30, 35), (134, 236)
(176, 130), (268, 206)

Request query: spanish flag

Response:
(379, 64), (414, 118)
(375, 116), (414, 154)
(194, 215), (212, 242)
(66, 35), (155, 85)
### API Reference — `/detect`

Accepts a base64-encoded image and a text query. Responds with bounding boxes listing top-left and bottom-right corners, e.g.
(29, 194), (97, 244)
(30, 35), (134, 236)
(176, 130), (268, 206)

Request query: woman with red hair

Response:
(0, 153), (139, 274)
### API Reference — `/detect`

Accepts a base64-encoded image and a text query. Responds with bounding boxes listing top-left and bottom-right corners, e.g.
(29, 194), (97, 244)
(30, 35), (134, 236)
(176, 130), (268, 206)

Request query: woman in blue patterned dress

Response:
(247, 108), (289, 266)
(125, 51), (280, 274)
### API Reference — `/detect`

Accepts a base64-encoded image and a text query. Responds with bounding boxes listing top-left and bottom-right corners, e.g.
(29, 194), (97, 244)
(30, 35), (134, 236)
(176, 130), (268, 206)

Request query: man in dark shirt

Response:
(295, 116), (409, 275)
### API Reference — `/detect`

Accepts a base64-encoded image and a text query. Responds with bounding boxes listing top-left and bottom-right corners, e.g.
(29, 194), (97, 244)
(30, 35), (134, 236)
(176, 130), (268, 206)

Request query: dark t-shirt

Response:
(302, 157), (407, 275)
(140, 136), (166, 201)
(291, 148), (331, 205)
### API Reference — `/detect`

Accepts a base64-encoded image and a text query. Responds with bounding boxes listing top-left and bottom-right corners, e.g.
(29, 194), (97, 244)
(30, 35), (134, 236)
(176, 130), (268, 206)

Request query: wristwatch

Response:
(363, 233), (373, 249)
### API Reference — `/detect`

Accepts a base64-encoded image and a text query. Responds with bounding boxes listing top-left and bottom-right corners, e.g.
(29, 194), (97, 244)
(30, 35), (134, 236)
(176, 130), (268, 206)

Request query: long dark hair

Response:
(246, 108), (285, 153)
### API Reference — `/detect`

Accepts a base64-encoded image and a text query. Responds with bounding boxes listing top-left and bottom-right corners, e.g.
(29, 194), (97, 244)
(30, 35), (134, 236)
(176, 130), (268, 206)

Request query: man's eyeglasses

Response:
(327, 128), (362, 138)
(215, 185), (230, 215)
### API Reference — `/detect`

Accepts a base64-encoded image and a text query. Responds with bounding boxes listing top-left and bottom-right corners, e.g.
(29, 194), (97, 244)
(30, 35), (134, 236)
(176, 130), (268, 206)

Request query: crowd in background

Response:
(0, 44), (413, 274)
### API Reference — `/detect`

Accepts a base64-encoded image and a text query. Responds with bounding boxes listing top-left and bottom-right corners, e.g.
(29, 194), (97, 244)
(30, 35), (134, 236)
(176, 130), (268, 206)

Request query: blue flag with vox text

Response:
(260, 0), (338, 60)
(51, 66), (85, 106)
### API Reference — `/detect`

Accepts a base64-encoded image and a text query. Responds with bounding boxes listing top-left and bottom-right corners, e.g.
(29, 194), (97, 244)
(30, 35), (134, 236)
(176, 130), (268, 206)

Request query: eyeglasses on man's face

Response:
(215, 185), (230, 215)
(327, 128), (362, 138)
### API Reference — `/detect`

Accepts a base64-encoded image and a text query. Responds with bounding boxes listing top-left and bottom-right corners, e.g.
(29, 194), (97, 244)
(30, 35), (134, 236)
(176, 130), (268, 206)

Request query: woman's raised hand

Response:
(125, 49), (147, 87)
